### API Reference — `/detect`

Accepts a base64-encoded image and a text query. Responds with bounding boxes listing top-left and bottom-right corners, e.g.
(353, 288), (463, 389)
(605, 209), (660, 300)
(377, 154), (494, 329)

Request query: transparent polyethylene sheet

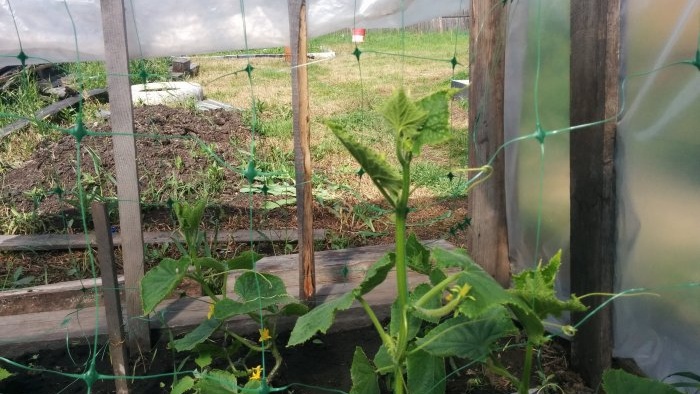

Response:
(505, 0), (572, 302)
(0, 0), (466, 67)
(506, 0), (700, 383)
(615, 0), (700, 382)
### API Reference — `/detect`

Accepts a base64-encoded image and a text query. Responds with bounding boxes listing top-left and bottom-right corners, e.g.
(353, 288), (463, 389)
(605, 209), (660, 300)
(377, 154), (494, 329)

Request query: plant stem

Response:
(267, 341), (283, 382)
(187, 273), (220, 302)
(486, 355), (521, 388)
(520, 343), (534, 394)
(413, 271), (464, 307)
(223, 328), (264, 352)
(358, 297), (393, 346)
(392, 162), (412, 394)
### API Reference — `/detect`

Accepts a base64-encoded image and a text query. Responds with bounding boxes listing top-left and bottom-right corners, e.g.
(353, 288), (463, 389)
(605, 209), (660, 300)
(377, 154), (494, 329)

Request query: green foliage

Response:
(289, 253), (396, 346)
(327, 121), (403, 206)
(140, 199), (305, 389)
(665, 371), (700, 390)
(414, 313), (517, 361)
(1, 265), (36, 289)
(288, 292), (355, 347)
(401, 89), (454, 156)
(290, 89), (505, 394)
(173, 200), (207, 257)
(172, 317), (221, 352)
(0, 68), (48, 127)
(602, 370), (700, 394)
(288, 89), (591, 394)
(0, 366), (13, 381)
(349, 347), (380, 394)
(603, 369), (681, 394)
(407, 349), (446, 394)
(171, 376), (195, 394)
(61, 57), (171, 91)
(213, 272), (303, 319)
(195, 370), (239, 394)
(510, 250), (586, 320)
(354, 253), (396, 296)
(142, 257), (189, 314)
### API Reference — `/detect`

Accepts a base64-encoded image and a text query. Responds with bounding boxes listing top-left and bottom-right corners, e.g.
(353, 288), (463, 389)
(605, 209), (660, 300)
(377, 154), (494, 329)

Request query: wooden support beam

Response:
(0, 228), (327, 252)
(570, 0), (621, 387)
(99, 0), (150, 353)
(91, 202), (129, 394)
(288, 0), (316, 303)
(467, 0), (510, 287)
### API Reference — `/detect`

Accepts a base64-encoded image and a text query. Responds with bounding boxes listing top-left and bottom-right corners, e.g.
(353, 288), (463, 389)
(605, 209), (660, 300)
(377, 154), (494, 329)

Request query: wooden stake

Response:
(100, 0), (150, 353)
(467, 0), (511, 287)
(288, 0), (316, 303)
(91, 202), (129, 394)
(570, 0), (621, 387)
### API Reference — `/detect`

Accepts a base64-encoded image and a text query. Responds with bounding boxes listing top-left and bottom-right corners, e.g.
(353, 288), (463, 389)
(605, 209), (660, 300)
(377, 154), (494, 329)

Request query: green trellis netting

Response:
(0, 0), (698, 392)
(504, 0), (700, 383)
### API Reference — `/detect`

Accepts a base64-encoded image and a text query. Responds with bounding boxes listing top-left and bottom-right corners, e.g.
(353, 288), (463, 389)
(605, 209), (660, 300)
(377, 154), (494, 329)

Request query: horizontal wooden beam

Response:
(0, 228), (327, 252)
(0, 89), (107, 139)
(0, 240), (454, 357)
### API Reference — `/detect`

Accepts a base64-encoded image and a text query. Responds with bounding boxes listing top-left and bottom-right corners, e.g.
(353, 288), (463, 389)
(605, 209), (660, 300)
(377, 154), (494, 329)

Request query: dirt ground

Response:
(0, 324), (593, 394)
(0, 104), (469, 283)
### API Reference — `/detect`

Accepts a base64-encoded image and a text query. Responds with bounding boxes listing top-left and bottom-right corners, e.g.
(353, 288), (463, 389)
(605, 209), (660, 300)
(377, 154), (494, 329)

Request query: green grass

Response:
(60, 57), (172, 91)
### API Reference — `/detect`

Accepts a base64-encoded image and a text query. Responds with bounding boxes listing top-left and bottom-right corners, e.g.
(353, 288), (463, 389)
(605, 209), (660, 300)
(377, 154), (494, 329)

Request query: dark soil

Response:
(0, 104), (469, 283)
(0, 325), (593, 394)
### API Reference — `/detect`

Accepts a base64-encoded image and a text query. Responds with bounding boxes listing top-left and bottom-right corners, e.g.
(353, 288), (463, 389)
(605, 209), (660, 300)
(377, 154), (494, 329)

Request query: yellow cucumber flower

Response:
(207, 304), (215, 320)
(250, 365), (262, 381)
(259, 328), (272, 342)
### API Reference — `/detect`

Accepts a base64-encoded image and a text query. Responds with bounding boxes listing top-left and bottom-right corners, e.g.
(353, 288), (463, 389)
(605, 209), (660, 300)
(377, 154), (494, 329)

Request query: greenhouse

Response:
(0, 0), (698, 393)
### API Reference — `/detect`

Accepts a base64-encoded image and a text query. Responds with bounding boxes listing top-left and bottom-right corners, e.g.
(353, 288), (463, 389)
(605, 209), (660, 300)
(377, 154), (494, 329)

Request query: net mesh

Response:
(0, 0), (698, 392)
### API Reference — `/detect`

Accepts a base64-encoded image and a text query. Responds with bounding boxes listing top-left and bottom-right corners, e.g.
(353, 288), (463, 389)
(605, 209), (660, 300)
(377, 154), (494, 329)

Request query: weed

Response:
(1, 265), (35, 289)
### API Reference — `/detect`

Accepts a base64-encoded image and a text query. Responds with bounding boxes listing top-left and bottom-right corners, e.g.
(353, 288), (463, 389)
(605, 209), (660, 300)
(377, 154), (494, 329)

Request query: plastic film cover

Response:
(0, 0), (466, 67)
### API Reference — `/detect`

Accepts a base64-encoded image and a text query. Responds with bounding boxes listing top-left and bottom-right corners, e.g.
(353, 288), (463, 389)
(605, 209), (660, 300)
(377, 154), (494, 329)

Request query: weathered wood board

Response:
(0, 228), (326, 252)
(0, 240), (454, 357)
(0, 89), (107, 139)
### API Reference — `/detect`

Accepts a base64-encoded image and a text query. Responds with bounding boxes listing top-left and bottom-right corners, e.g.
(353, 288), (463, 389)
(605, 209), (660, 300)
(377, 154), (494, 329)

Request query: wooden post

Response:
(467, 0), (510, 287)
(91, 202), (129, 394)
(100, 0), (151, 353)
(570, 0), (621, 387)
(288, 0), (316, 302)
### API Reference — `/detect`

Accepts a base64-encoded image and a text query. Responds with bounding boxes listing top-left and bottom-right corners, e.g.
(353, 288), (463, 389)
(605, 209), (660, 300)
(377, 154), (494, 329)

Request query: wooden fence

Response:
(407, 14), (469, 32)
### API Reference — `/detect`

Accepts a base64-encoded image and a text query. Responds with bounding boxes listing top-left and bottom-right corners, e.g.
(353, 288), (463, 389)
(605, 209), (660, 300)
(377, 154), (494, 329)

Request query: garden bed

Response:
(0, 104), (468, 285)
(1, 324), (594, 394)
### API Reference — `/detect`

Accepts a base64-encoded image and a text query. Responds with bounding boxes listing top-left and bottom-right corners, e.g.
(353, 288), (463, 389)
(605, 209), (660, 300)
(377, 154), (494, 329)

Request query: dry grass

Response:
(187, 29), (470, 201)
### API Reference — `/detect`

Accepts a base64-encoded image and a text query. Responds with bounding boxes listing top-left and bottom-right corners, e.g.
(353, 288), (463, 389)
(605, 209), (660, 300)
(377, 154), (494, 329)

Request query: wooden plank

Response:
(99, 0), (150, 353)
(0, 229), (326, 252)
(467, 0), (510, 286)
(0, 89), (107, 139)
(0, 229), (328, 315)
(0, 239), (448, 316)
(0, 276), (120, 316)
(91, 202), (129, 394)
(226, 239), (455, 294)
(0, 241), (454, 357)
(570, 0), (621, 387)
(288, 0), (316, 302)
